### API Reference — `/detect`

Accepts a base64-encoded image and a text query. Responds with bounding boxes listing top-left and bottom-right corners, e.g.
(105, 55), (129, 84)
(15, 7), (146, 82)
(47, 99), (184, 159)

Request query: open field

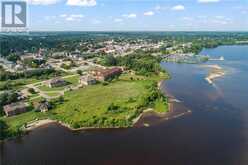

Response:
(154, 99), (169, 113)
(1, 73), (169, 137)
(50, 79), (152, 128)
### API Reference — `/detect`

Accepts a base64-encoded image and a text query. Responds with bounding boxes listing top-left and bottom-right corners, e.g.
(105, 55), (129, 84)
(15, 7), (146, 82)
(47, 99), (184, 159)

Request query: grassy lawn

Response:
(1, 111), (50, 136)
(64, 75), (80, 85)
(45, 92), (61, 97)
(0, 78), (41, 90)
(1, 73), (169, 138)
(154, 99), (169, 113)
(38, 85), (66, 92)
(120, 71), (170, 82)
(2, 79), (152, 133)
(51, 79), (152, 128)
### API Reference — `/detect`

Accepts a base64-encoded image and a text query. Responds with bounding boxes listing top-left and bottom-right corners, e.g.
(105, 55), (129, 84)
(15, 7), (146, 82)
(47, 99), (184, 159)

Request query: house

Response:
(34, 101), (51, 113)
(90, 67), (122, 81)
(79, 75), (96, 86)
(46, 78), (67, 88)
(3, 102), (27, 117)
(20, 53), (35, 61)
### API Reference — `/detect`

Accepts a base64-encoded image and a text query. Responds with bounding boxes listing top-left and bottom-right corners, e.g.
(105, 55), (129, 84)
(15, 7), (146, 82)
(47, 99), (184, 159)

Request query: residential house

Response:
(46, 78), (67, 88)
(3, 102), (27, 117)
(79, 75), (96, 86)
(34, 101), (51, 113)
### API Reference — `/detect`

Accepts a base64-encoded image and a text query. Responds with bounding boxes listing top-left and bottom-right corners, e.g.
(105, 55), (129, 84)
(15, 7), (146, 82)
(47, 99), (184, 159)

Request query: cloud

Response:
(28, 0), (60, 5)
(144, 11), (154, 16)
(182, 17), (194, 21)
(171, 5), (185, 11)
(197, 15), (232, 25)
(198, 0), (220, 3)
(122, 13), (137, 19)
(92, 19), (101, 24)
(69, 15), (84, 21)
(59, 14), (67, 18)
(58, 14), (84, 21)
(66, 0), (97, 7)
(44, 15), (57, 20)
(215, 16), (225, 19)
(155, 5), (161, 11)
(114, 18), (123, 22)
(241, 10), (248, 14)
(154, 5), (169, 11)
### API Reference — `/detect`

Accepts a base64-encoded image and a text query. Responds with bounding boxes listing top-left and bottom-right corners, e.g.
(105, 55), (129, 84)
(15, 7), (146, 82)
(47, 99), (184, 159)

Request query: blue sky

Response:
(6, 0), (248, 31)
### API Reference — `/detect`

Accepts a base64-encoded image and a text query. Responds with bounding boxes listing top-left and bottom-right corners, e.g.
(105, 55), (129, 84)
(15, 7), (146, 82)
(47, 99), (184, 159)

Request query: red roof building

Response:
(90, 67), (122, 81)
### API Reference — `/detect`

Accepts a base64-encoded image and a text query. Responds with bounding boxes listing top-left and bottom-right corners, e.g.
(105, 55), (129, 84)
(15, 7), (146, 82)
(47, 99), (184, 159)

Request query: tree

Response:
(77, 70), (83, 75)
(103, 55), (117, 66)
(7, 53), (20, 62)
(0, 120), (8, 140)
(58, 96), (64, 103)
(28, 88), (36, 94)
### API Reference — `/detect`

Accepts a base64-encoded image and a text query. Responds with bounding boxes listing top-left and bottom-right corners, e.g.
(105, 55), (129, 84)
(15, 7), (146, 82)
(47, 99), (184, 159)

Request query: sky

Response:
(1, 0), (248, 31)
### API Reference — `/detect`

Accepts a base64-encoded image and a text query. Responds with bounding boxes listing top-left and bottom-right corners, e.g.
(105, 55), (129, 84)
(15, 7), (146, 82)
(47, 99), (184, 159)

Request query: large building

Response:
(3, 102), (27, 117)
(90, 67), (122, 81)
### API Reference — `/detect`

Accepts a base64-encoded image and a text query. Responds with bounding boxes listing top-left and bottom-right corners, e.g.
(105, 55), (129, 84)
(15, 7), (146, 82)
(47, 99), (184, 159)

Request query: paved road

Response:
(23, 74), (79, 100)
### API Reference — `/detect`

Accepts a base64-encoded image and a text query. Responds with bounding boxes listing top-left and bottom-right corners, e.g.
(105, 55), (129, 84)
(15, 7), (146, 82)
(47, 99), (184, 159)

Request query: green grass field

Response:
(1, 73), (169, 138)
(51, 79), (152, 127)
(64, 75), (80, 85)
(154, 99), (169, 113)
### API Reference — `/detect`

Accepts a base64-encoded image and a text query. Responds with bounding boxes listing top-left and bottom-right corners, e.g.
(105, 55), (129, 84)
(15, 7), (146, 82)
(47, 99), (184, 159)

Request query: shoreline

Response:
(1, 80), (190, 142)
(20, 81), (179, 132)
(22, 107), (171, 132)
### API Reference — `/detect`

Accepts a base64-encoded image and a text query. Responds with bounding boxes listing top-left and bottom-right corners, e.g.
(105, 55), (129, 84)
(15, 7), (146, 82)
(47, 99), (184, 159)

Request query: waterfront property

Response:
(34, 101), (51, 113)
(90, 67), (123, 81)
(3, 102), (28, 117)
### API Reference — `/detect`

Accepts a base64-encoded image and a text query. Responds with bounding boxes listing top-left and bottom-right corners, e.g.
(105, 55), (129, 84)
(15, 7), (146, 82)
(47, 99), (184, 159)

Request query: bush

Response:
(0, 120), (8, 140)
(77, 70), (83, 75)
(28, 88), (36, 94)
(102, 82), (109, 86)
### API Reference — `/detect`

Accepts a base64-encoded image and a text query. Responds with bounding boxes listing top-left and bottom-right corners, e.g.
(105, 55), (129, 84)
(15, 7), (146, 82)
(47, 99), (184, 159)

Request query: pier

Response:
(209, 56), (225, 61)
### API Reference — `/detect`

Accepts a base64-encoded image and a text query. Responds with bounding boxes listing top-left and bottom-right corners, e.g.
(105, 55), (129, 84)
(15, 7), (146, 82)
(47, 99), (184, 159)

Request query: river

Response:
(1, 45), (248, 165)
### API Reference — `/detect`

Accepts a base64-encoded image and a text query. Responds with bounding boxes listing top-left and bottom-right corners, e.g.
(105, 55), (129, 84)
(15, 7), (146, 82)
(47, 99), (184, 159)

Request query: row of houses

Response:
(3, 100), (50, 117)
(46, 67), (123, 88)
(3, 67), (123, 117)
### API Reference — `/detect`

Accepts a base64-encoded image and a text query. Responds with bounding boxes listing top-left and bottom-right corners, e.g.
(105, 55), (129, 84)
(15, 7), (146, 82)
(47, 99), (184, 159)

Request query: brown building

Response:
(90, 67), (122, 81)
(3, 102), (27, 117)
(46, 78), (67, 88)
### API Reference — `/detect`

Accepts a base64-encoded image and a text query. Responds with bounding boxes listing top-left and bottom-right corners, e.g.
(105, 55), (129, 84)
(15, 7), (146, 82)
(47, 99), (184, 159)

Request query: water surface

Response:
(1, 45), (248, 165)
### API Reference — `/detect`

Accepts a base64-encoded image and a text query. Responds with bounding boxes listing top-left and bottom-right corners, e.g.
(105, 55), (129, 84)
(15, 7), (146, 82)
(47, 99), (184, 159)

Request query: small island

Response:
(202, 65), (225, 85)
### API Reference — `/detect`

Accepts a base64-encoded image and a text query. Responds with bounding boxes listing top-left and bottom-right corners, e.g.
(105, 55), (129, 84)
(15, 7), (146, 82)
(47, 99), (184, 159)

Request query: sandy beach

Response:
(24, 119), (56, 131)
(201, 64), (225, 84)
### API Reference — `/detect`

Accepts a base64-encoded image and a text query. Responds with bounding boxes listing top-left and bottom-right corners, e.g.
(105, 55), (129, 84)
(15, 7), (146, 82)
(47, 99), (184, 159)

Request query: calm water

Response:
(1, 45), (248, 165)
